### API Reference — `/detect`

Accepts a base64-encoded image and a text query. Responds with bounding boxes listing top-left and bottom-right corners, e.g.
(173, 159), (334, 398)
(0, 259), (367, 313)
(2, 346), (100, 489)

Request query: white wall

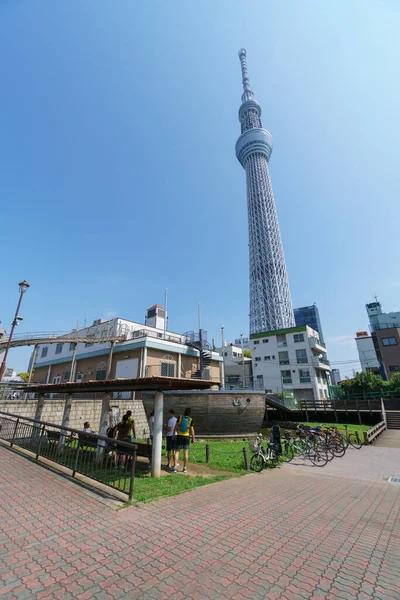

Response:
(356, 336), (379, 371)
(251, 327), (330, 400)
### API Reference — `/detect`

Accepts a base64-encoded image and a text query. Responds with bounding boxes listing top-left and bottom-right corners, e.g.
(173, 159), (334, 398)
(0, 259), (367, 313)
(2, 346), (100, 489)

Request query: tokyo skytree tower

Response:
(235, 49), (295, 335)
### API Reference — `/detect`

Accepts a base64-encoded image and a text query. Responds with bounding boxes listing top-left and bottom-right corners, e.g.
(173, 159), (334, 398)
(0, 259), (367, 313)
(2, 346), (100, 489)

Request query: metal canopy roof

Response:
(18, 377), (219, 394)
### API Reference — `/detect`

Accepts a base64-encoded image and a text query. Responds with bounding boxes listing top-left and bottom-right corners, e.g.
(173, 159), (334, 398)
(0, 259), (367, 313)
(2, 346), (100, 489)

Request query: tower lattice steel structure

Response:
(236, 49), (295, 335)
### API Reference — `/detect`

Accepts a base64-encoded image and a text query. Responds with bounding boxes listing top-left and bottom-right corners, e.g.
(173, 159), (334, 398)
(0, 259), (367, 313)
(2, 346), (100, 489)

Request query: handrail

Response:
(363, 421), (386, 444)
(0, 411), (138, 499)
(0, 410), (136, 449)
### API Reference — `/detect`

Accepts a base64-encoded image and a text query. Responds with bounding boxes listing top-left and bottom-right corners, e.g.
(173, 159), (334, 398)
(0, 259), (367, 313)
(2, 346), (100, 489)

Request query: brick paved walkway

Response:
(1, 445), (400, 600)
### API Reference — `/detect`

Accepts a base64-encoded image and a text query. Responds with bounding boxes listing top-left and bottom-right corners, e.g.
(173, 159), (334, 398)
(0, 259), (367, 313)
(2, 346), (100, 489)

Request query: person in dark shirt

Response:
(114, 414), (134, 469)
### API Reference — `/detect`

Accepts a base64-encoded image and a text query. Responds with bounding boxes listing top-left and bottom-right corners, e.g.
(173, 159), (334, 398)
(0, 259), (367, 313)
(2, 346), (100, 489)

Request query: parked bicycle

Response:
(281, 428), (329, 467)
(249, 434), (279, 472)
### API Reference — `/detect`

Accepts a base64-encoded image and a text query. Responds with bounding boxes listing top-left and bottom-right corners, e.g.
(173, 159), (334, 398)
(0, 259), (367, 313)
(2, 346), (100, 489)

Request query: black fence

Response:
(0, 411), (137, 500)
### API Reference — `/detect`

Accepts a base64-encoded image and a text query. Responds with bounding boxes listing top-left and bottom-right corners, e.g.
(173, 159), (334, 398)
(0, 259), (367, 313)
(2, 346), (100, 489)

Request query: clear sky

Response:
(1, 0), (400, 375)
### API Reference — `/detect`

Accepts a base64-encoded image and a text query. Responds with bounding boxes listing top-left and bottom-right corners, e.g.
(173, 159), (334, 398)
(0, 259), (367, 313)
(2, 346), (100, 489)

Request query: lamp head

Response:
(18, 280), (30, 294)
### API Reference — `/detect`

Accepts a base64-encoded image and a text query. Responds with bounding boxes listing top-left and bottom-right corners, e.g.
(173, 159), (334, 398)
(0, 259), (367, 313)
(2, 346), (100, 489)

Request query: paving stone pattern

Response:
(1, 445), (400, 600)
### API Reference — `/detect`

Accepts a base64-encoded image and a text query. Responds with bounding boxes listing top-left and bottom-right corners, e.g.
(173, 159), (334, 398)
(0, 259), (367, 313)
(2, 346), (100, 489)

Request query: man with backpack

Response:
(171, 408), (195, 473)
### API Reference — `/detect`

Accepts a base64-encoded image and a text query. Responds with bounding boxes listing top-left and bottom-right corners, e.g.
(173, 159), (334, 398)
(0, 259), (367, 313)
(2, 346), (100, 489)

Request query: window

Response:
(64, 371), (71, 381)
(294, 333), (304, 343)
(254, 340), (260, 345)
(55, 343), (63, 355)
(224, 352), (228, 356)
(279, 351), (289, 365)
(76, 373), (83, 383)
(264, 356), (270, 360)
(263, 339), (269, 344)
(389, 365), (400, 372)
(85, 342), (94, 347)
(41, 347), (48, 358)
(324, 389), (328, 398)
(296, 349), (308, 364)
(69, 342), (75, 351)
(256, 375), (263, 380)
(233, 352), (238, 357)
(272, 355), (276, 360)
(52, 375), (61, 384)
(161, 362), (175, 377)
(382, 337), (398, 346)
(255, 357), (261, 362)
(299, 368), (311, 383)
(96, 362), (107, 381)
(281, 370), (292, 384)
(319, 388), (323, 398)
(277, 334), (287, 348)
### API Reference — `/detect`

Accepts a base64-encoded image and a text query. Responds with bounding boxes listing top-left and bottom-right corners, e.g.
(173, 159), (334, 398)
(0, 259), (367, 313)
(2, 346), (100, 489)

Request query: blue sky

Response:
(1, 0), (400, 375)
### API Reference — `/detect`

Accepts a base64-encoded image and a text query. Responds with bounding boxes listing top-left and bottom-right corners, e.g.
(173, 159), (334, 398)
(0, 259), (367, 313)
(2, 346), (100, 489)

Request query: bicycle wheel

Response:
(318, 441), (335, 461)
(307, 447), (328, 467)
(348, 433), (363, 450)
(269, 448), (279, 468)
(250, 453), (265, 472)
(281, 442), (294, 463)
(331, 439), (346, 457)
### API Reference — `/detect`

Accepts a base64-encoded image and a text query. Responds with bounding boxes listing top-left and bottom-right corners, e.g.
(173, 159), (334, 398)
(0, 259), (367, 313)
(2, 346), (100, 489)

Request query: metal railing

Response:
(0, 411), (138, 500)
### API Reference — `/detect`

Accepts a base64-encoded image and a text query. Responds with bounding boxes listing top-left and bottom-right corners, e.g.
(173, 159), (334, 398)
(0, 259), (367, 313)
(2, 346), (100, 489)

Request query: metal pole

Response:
(151, 391), (163, 477)
(0, 284), (28, 381)
(240, 333), (245, 389)
(129, 448), (137, 501)
(243, 447), (249, 470)
(164, 288), (168, 340)
(206, 444), (210, 464)
(69, 343), (78, 382)
(221, 326), (225, 389)
(96, 392), (110, 462)
(28, 344), (38, 384)
(106, 341), (115, 380)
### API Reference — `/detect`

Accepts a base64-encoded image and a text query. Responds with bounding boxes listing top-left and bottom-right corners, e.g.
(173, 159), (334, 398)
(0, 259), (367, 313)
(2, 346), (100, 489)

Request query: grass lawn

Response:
(185, 440), (249, 473)
(131, 473), (228, 503)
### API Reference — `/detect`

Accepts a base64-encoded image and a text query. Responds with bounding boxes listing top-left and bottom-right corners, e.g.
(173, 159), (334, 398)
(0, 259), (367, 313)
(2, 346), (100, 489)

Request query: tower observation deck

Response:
(235, 49), (295, 335)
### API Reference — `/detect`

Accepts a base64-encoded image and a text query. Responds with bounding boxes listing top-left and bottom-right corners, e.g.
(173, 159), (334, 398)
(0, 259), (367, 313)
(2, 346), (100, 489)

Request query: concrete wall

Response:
(0, 397), (150, 437)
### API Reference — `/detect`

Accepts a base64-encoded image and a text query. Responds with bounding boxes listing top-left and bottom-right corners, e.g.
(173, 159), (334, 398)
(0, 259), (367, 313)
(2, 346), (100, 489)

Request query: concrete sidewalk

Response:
(0, 445), (399, 599)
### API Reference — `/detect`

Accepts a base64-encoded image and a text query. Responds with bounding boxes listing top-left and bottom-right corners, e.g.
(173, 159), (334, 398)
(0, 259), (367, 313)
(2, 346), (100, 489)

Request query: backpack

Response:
(178, 415), (191, 434)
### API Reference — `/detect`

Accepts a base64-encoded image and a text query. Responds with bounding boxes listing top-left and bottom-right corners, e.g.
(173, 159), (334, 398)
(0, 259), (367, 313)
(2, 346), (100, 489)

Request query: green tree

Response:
(243, 349), (252, 358)
(339, 371), (385, 394)
(385, 373), (400, 393)
(17, 372), (30, 383)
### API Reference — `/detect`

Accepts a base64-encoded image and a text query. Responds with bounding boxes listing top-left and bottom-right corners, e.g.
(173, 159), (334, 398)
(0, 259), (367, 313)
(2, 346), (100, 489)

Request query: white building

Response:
(32, 305), (223, 386)
(250, 325), (331, 404)
(215, 343), (254, 388)
(355, 331), (380, 373)
(331, 369), (342, 386)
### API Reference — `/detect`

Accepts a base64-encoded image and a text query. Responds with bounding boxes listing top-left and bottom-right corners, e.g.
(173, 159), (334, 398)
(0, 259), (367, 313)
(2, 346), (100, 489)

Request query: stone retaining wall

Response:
(0, 398), (149, 436)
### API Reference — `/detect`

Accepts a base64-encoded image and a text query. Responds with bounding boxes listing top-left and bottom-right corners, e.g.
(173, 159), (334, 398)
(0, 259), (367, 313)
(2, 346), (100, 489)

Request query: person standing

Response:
(114, 414), (133, 469)
(165, 409), (177, 469)
(124, 410), (136, 441)
(171, 408), (195, 474)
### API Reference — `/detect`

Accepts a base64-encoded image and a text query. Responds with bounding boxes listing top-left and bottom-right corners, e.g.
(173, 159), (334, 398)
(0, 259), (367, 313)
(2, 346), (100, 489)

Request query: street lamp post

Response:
(0, 280), (30, 381)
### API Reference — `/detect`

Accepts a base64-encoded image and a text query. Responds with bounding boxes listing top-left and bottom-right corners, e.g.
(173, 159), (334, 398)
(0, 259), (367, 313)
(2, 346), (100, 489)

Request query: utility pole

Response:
(240, 333), (246, 389)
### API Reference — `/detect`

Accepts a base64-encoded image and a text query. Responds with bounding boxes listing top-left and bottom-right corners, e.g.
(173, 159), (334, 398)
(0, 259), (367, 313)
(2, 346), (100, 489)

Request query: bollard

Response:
(243, 447), (249, 471)
(205, 444), (210, 464)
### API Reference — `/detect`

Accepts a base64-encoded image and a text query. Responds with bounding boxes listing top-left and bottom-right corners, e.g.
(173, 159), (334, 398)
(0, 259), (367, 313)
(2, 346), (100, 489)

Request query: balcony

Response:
(312, 356), (330, 370)
(309, 337), (327, 353)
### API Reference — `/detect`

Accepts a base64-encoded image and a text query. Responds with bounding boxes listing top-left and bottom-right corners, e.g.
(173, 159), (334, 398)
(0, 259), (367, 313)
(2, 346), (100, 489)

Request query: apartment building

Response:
(250, 325), (331, 403)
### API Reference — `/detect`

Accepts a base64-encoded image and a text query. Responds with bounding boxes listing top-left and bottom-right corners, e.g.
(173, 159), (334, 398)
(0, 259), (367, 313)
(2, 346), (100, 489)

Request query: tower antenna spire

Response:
(238, 48), (254, 102)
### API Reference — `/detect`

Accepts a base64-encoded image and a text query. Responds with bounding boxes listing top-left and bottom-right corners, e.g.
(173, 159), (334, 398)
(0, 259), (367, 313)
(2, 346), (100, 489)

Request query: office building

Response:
(331, 369), (342, 386)
(294, 304), (325, 345)
(366, 301), (400, 379)
(355, 331), (380, 373)
(235, 49), (295, 335)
